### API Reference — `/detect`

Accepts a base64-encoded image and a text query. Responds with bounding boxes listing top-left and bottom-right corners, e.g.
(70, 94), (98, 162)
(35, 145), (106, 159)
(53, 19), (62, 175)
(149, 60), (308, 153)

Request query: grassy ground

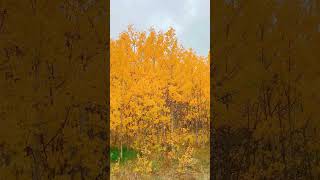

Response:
(110, 147), (139, 163)
(110, 146), (210, 180)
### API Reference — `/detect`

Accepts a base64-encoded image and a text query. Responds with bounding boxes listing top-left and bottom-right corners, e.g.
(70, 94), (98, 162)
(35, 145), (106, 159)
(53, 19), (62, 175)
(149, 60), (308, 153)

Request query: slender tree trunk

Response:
(120, 81), (124, 161)
(120, 111), (123, 161)
(170, 101), (175, 135)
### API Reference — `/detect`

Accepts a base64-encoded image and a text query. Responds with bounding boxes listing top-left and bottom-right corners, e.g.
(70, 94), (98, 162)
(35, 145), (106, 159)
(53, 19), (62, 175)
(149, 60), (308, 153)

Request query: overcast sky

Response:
(110, 0), (210, 56)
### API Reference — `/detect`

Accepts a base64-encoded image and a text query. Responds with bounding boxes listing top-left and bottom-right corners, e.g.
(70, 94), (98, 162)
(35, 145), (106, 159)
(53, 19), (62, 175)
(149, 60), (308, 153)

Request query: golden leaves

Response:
(110, 25), (209, 154)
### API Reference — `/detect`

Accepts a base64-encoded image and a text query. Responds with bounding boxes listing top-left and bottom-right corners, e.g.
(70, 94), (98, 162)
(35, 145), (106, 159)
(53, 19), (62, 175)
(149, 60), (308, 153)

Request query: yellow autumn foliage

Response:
(110, 26), (209, 177)
(110, 26), (209, 150)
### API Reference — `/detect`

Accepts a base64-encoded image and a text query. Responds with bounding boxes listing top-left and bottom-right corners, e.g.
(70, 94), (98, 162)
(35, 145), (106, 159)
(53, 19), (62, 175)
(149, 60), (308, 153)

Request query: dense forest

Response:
(213, 0), (320, 179)
(110, 26), (210, 179)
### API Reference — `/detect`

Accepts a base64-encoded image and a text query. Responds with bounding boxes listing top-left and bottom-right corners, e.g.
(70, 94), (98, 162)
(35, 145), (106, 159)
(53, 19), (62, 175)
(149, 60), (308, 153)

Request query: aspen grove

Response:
(110, 26), (209, 176)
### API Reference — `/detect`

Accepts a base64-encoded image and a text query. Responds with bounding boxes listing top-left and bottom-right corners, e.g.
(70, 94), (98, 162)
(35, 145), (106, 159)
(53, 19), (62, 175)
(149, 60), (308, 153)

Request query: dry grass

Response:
(111, 147), (210, 180)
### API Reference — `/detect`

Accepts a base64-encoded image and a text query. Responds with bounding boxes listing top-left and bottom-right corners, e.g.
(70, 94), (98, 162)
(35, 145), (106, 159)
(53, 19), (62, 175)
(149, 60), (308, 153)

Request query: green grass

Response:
(110, 146), (139, 163)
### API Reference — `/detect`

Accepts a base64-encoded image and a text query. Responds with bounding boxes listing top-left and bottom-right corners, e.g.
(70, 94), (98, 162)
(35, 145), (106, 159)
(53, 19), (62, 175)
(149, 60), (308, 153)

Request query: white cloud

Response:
(111, 0), (209, 56)
(185, 0), (197, 17)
